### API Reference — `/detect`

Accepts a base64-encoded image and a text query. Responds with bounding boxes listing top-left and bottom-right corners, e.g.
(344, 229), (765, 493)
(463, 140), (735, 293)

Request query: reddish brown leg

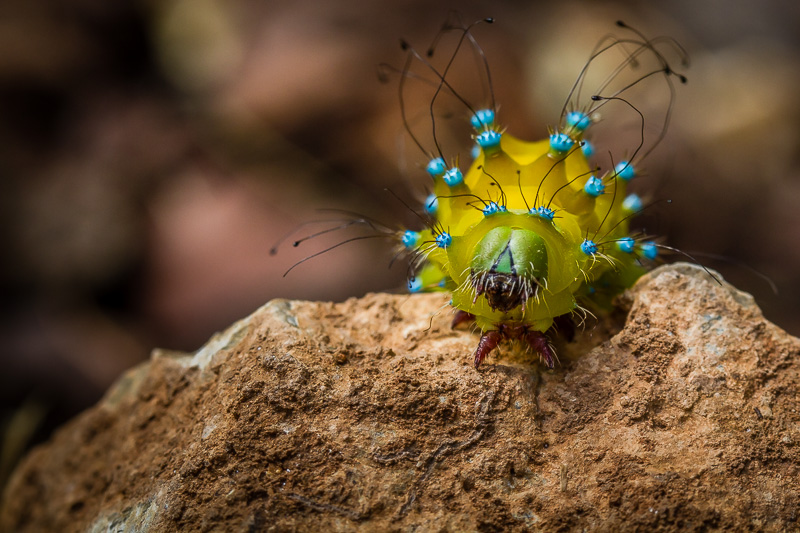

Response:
(474, 330), (503, 369)
(524, 330), (556, 368)
(451, 310), (475, 329)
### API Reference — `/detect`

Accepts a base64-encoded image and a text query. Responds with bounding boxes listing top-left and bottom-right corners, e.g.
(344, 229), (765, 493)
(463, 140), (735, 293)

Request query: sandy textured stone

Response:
(2, 263), (799, 531)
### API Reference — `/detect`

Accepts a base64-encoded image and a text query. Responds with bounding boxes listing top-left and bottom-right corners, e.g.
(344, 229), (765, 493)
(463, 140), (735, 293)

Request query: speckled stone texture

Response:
(2, 263), (799, 532)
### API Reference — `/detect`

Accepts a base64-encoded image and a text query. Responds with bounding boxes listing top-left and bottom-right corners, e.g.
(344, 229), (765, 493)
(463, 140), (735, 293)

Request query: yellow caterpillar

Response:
(397, 19), (688, 367)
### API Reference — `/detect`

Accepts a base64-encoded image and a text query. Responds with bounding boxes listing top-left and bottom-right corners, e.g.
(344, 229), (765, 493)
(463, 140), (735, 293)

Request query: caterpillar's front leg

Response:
(473, 326), (556, 369)
(524, 330), (556, 369)
(474, 330), (503, 369)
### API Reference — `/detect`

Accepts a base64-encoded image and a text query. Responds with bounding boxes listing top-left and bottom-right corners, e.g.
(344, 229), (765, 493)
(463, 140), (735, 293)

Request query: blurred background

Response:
(1, 0), (799, 485)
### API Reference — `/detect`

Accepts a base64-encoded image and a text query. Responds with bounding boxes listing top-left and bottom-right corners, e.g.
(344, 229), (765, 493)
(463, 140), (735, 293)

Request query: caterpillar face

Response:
(396, 19), (689, 368)
(470, 226), (545, 313)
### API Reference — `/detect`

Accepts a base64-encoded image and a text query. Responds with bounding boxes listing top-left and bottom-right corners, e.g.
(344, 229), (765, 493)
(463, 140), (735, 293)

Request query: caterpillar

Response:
(280, 17), (689, 369)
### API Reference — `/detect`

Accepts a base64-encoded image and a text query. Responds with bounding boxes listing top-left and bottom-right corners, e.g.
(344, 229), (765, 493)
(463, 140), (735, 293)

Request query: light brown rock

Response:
(2, 263), (799, 531)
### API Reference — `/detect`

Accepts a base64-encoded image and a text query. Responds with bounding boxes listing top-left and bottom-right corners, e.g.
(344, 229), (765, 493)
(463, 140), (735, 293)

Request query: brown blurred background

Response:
(1, 0), (799, 484)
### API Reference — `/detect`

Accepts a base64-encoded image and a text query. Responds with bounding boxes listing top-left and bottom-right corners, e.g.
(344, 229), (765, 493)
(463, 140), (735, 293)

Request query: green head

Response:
(470, 226), (548, 312)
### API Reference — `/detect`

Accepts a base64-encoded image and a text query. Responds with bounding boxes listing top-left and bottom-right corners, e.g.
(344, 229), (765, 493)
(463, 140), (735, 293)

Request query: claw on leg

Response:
(474, 330), (502, 369)
(524, 330), (556, 368)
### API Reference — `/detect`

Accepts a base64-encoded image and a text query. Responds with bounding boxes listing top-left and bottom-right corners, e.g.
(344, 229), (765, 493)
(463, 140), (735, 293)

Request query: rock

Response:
(2, 263), (799, 531)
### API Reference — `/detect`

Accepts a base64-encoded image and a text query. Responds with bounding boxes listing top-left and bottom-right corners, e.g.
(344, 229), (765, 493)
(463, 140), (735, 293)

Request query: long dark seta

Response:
(590, 69), (677, 161)
(558, 23), (688, 164)
(429, 13), (497, 113)
(385, 15), (496, 167)
(562, 31), (684, 121)
(686, 252), (779, 295)
(387, 238), (428, 277)
(269, 218), (350, 255)
(465, 202), (487, 213)
(381, 59), (481, 159)
(650, 243), (722, 285)
(532, 142), (583, 207)
(547, 167), (599, 210)
(270, 211), (393, 256)
(408, 17), (496, 161)
(274, 207), (399, 277)
(316, 207), (398, 229)
(282, 234), (393, 277)
(591, 94), (646, 168)
(395, 43), (430, 156)
(378, 62), (445, 88)
(291, 219), (382, 248)
(584, 29), (688, 107)
(593, 152), (621, 240)
(599, 198), (671, 243)
(404, 255), (422, 284)
(384, 187), (445, 235)
(591, 40), (686, 98)
(617, 21), (690, 71)
(560, 36), (642, 124)
(437, 192), (490, 206)
(420, 41), (479, 159)
(397, 44), (467, 161)
(478, 165), (507, 206)
(516, 170), (531, 211)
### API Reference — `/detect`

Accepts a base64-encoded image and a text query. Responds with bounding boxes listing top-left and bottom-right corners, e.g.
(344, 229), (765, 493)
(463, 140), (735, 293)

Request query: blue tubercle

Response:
(424, 193), (438, 216)
(435, 232), (452, 248)
(615, 161), (636, 181)
(476, 130), (502, 149)
(641, 241), (658, 260)
(482, 201), (507, 216)
(549, 133), (575, 154)
(566, 111), (592, 131)
(470, 109), (495, 129)
(530, 205), (555, 221)
(581, 239), (598, 256)
(407, 277), (422, 293)
(581, 140), (594, 158)
(617, 237), (636, 253)
(401, 230), (420, 248)
(622, 193), (643, 213)
(471, 144), (481, 159)
(443, 167), (463, 187)
(584, 175), (605, 197)
(426, 157), (447, 177)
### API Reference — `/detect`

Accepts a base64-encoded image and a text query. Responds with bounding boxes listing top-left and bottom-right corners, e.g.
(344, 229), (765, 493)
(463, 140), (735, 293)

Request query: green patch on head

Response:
(471, 226), (548, 280)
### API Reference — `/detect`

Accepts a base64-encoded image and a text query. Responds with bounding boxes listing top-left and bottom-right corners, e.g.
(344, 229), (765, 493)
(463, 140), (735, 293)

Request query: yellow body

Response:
(412, 126), (646, 333)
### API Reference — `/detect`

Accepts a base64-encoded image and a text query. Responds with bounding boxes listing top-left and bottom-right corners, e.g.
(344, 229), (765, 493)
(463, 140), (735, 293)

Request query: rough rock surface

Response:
(2, 263), (799, 532)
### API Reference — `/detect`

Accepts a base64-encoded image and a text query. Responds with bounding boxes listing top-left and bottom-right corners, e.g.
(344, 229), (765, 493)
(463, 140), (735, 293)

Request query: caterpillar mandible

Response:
(279, 17), (689, 369)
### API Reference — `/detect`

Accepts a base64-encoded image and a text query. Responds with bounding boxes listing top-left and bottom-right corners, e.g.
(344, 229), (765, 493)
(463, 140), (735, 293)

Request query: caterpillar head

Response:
(469, 226), (546, 312)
